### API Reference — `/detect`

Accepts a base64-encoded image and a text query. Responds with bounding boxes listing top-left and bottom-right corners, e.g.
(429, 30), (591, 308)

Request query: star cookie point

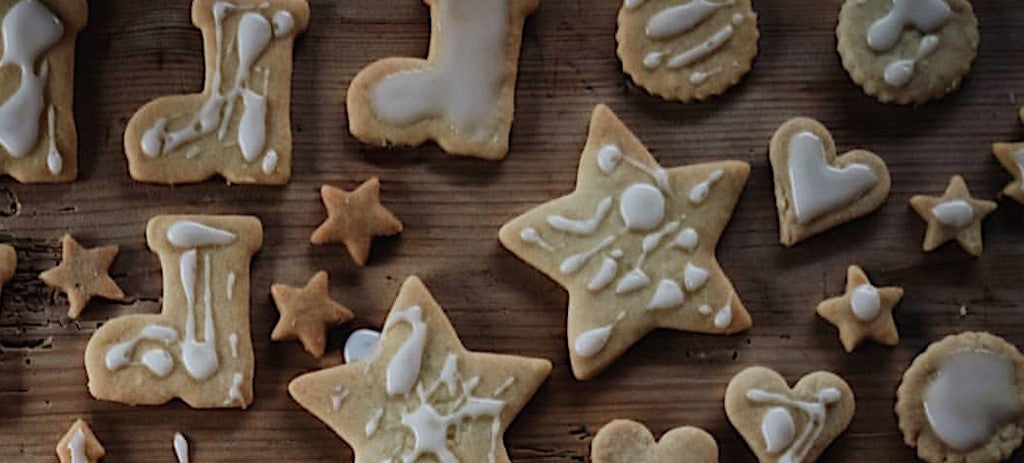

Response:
(909, 175), (996, 257)
(271, 270), (354, 358)
(56, 419), (104, 463)
(817, 265), (902, 352)
(39, 234), (124, 319)
(311, 177), (403, 266)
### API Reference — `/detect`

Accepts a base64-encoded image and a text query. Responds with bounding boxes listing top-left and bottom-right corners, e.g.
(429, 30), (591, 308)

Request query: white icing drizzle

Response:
(331, 385), (349, 411)
(647, 279), (684, 310)
(587, 254), (620, 292)
(271, 10), (294, 37)
(224, 371), (244, 406)
(746, 387), (843, 463)
(673, 227), (699, 252)
(228, 332), (239, 359)
(46, 104), (61, 175)
(884, 34), (940, 87)
(106, 324), (179, 371)
(548, 197), (613, 235)
(365, 407), (384, 436)
(598, 144), (674, 195)
(931, 199), (974, 229)
(762, 407), (796, 455)
(615, 268), (650, 294)
(140, 348), (175, 377)
(574, 311), (626, 357)
(493, 376), (515, 397)
(698, 304), (712, 315)
(625, 0), (647, 9)
(689, 68), (721, 85)
(238, 87), (268, 161)
(787, 130), (878, 224)
(561, 235), (615, 274)
(597, 144), (623, 174)
(67, 428), (87, 463)
(344, 328), (382, 364)
(383, 305), (429, 396)
(867, 0), (951, 52)
(173, 432), (189, 463)
(849, 283), (881, 321)
(519, 227), (556, 252)
(689, 169), (724, 204)
(620, 183), (666, 231)
(167, 220), (238, 248)
(684, 262), (710, 291)
(645, 0), (734, 40)
(713, 296), (733, 328)
(261, 148), (278, 174)
(641, 220), (680, 253)
(646, 13), (744, 70)
(226, 271), (236, 301)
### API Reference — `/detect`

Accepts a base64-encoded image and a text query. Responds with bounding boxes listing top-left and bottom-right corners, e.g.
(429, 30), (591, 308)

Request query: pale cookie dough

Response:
(0, 0), (86, 182)
(617, 0), (758, 102)
(725, 366), (855, 463)
(992, 109), (1024, 205)
(123, 0), (310, 185)
(499, 104), (752, 380)
(56, 419), (104, 463)
(591, 419), (718, 463)
(346, 0), (540, 160)
(769, 117), (891, 246)
(289, 276), (552, 463)
(0, 243), (15, 299)
(836, 0), (978, 104)
(84, 215), (263, 408)
(816, 265), (902, 353)
(896, 332), (1024, 463)
(909, 175), (996, 256)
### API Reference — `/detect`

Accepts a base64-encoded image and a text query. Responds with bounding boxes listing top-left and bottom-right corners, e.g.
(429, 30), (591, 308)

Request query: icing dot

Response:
(344, 329), (381, 364)
(619, 183), (665, 231)
(597, 144), (623, 174)
(762, 407), (796, 454)
(931, 199), (974, 229)
(849, 284), (881, 321)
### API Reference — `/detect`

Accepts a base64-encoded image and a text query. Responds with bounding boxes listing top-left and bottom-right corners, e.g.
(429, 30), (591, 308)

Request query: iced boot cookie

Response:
(909, 175), (996, 256)
(499, 104), (752, 380)
(84, 215), (262, 408)
(591, 419), (718, 463)
(617, 0), (758, 102)
(123, 0), (310, 185)
(816, 265), (902, 352)
(289, 276), (552, 463)
(896, 332), (1024, 463)
(992, 110), (1024, 205)
(836, 0), (978, 104)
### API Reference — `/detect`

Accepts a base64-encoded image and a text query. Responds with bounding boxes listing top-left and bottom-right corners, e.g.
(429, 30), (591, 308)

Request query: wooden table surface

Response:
(3, 0), (1024, 461)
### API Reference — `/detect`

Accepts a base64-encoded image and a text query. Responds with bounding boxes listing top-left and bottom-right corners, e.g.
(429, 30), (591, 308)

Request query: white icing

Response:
(520, 227), (555, 252)
(46, 104), (61, 175)
(684, 262), (710, 292)
(689, 68), (720, 85)
(383, 305), (429, 396)
(698, 304), (712, 315)
(615, 268), (650, 294)
(141, 348), (174, 377)
(67, 428), (87, 463)
(642, 220), (680, 253)
(105, 324), (179, 371)
(344, 328), (382, 364)
(261, 148), (278, 174)
(228, 332), (238, 358)
(560, 235), (614, 274)
(867, 0), (951, 52)
(648, 279), (684, 310)
(787, 130), (878, 224)
(689, 169), (724, 204)
(597, 144), (623, 174)
(574, 311), (625, 357)
(271, 10), (294, 37)
(548, 197), (613, 235)
(713, 297), (732, 328)
(365, 407), (384, 436)
(746, 387), (843, 463)
(173, 432), (189, 463)
(884, 34), (939, 87)
(762, 407), (796, 455)
(673, 227), (699, 251)
(181, 252), (219, 380)
(224, 371), (244, 406)
(849, 283), (881, 321)
(587, 255), (619, 291)
(646, 0), (733, 40)
(493, 376), (515, 397)
(931, 199), (974, 229)
(665, 14), (744, 69)
(331, 386), (349, 411)
(167, 220), (238, 248)
(226, 271), (236, 301)
(238, 88), (268, 161)
(625, 0), (647, 9)
(620, 183), (665, 231)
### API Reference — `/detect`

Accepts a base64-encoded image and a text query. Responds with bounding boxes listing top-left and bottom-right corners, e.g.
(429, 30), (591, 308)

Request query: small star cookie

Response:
(591, 419), (718, 463)
(289, 276), (551, 463)
(909, 175), (996, 256)
(311, 177), (403, 266)
(816, 265), (902, 352)
(39, 234), (124, 319)
(0, 244), (16, 299)
(56, 419), (104, 463)
(271, 270), (354, 358)
(993, 110), (1024, 205)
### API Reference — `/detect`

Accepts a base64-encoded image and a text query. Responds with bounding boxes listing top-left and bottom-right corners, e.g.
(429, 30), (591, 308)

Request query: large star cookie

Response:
(289, 276), (551, 463)
(39, 234), (124, 319)
(909, 175), (996, 256)
(499, 104), (752, 380)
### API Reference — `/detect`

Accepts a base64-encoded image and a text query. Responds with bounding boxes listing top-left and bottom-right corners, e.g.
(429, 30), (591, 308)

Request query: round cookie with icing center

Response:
(836, 0), (978, 104)
(896, 332), (1024, 463)
(617, 0), (759, 102)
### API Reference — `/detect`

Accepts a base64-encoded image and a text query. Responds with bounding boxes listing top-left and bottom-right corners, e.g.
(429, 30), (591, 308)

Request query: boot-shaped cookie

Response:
(124, 0), (309, 185)
(84, 215), (263, 408)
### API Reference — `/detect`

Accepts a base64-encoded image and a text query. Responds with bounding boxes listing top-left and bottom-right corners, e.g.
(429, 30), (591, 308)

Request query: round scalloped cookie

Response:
(836, 0), (978, 105)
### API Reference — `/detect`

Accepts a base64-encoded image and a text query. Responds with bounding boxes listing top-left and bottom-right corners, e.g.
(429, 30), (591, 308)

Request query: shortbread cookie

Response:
(84, 215), (262, 408)
(289, 276), (552, 463)
(499, 105), (752, 380)
(816, 265), (902, 352)
(346, 0), (540, 160)
(0, 0), (86, 182)
(725, 366), (855, 463)
(992, 110), (1024, 205)
(56, 419), (104, 463)
(310, 177), (403, 266)
(896, 332), (1024, 463)
(39, 234), (124, 319)
(909, 175), (995, 256)
(123, 0), (310, 185)
(0, 243), (15, 298)
(617, 0), (758, 102)
(271, 270), (354, 358)
(591, 419), (718, 463)
(769, 117), (891, 246)
(836, 0), (978, 104)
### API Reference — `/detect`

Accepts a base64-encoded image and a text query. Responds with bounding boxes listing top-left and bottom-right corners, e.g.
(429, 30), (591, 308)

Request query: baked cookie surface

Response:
(591, 419), (718, 463)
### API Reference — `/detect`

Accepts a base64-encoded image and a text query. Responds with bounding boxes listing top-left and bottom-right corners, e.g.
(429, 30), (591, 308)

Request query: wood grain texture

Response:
(2, 0), (1024, 461)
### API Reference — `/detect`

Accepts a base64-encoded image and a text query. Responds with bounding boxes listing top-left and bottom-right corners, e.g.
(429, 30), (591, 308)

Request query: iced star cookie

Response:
(616, 0), (758, 102)
(289, 276), (552, 463)
(0, 0), (86, 182)
(725, 366), (855, 463)
(124, 0), (310, 185)
(909, 175), (996, 256)
(56, 419), (104, 463)
(39, 234), (124, 319)
(896, 332), (1024, 463)
(769, 118), (891, 246)
(836, 0), (978, 104)
(346, 0), (539, 160)
(816, 265), (902, 353)
(992, 110), (1024, 205)
(499, 105), (752, 380)
(591, 419), (718, 463)
(84, 216), (262, 408)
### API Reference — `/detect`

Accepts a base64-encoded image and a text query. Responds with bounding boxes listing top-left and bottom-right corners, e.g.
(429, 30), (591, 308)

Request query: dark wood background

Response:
(3, 0), (1024, 461)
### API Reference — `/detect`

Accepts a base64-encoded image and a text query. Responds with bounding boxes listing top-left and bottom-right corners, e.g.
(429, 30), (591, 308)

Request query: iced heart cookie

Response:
(0, 0), (86, 182)
(499, 104), (752, 380)
(84, 215), (262, 408)
(896, 332), (1024, 463)
(123, 0), (310, 185)
(56, 419), (104, 463)
(816, 265), (902, 353)
(992, 110), (1024, 205)
(909, 175), (996, 256)
(289, 276), (552, 463)
(591, 419), (718, 463)
(346, 0), (539, 160)
(836, 0), (978, 104)
(769, 117), (891, 246)
(725, 366), (855, 463)
(616, 0), (758, 102)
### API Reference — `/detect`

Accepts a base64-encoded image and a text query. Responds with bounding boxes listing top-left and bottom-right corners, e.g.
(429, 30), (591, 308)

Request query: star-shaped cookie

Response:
(993, 109), (1024, 205)
(310, 177), (403, 266)
(40, 235), (124, 319)
(56, 419), (105, 463)
(909, 175), (996, 257)
(499, 104), (752, 380)
(817, 265), (902, 352)
(271, 270), (354, 358)
(289, 276), (551, 463)
(0, 244), (16, 300)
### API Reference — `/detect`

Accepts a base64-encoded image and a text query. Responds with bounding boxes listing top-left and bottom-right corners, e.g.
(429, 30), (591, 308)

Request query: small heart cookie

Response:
(769, 118), (891, 246)
(725, 366), (855, 463)
(591, 419), (718, 463)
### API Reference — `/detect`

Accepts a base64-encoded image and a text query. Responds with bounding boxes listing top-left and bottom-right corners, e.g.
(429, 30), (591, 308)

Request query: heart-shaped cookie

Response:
(591, 419), (718, 463)
(769, 117), (891, 246)
(725, 366), (856, 463)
